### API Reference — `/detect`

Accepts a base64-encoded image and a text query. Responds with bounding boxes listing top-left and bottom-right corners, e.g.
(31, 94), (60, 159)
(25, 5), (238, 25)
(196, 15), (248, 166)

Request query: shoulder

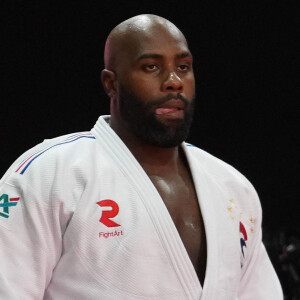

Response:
(1, 131), (97, 187)
(0, 131), (98, 211)
(15, 132), (96, 175)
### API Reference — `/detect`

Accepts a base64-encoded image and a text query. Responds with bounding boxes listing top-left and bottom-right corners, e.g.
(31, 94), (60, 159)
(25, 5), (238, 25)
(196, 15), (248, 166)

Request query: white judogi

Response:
(0, 115), (283, 299)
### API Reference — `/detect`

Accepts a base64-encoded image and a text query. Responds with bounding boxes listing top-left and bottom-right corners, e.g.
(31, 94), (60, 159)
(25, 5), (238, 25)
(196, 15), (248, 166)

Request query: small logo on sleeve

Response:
(0, 194), (20, 218)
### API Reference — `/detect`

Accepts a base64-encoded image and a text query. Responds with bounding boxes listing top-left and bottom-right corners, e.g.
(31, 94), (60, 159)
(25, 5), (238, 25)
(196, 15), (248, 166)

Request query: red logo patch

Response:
(97, 199), (120, 227)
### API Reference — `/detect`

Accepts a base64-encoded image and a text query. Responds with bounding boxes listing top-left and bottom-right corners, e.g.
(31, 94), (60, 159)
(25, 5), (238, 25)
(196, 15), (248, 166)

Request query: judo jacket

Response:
(0, 115), (283, 299)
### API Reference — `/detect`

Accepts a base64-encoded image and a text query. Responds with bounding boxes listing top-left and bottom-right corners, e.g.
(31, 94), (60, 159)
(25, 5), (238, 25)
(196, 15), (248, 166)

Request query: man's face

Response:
(113, 24), (196, 147)
(118, 83), (195, 147)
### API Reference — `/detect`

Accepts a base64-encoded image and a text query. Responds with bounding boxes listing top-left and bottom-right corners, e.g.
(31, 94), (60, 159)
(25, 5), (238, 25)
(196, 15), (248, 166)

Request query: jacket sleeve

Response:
(0, 166), (67, 298)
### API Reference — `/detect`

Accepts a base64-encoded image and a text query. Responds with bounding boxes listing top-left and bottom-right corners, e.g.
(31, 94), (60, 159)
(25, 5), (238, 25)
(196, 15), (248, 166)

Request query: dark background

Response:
(2, 1), (299, 297)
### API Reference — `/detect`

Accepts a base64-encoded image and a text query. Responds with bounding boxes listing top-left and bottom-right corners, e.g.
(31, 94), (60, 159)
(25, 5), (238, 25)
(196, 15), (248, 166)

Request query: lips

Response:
(155, 107), (180, 115)
(155, 99), (186, 117)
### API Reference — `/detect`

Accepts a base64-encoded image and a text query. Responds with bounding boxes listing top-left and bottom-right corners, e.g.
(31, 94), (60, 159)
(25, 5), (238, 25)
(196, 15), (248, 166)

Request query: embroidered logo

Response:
(240, 221), (248, 257)
(226, 198), (255, 267)
(0, 194), (20, 218)
(97, 199), (120, 227)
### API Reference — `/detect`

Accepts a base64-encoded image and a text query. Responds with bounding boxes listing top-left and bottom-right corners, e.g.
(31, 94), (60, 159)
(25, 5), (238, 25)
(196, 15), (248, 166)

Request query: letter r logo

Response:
(97, 199), (120, 227)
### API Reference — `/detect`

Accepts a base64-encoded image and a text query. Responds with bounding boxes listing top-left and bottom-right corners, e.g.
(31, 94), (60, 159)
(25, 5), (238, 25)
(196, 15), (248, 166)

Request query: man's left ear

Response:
(101, 69), (117, 98)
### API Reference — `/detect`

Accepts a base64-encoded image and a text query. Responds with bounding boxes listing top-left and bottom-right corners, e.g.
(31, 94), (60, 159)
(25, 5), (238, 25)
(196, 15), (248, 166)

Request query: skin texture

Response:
(101, 14), (207, 285)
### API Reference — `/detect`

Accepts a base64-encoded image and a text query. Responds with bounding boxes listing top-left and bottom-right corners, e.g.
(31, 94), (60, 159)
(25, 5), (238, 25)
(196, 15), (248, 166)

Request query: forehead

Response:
(117, 23), (191, 64)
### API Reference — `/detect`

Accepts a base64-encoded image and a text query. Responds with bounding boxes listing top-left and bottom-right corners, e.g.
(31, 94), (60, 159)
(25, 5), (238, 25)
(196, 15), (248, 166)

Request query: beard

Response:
(118, 84), (195, 148)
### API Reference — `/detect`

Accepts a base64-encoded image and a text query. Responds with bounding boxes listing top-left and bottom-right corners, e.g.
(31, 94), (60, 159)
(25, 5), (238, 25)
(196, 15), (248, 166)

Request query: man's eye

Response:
(178, 64), (190, 71)
(144, 64), (158, 71)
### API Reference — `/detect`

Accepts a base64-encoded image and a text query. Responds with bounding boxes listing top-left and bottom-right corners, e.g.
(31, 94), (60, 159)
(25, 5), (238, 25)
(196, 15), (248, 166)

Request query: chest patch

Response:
(97, 199), (121, 227)
(240, 221), (248, 257)
(226, 198), (256, 267)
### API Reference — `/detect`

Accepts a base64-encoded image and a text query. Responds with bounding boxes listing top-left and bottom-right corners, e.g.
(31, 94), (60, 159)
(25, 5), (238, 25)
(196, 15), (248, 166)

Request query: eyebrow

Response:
(137, 51), (192, 61)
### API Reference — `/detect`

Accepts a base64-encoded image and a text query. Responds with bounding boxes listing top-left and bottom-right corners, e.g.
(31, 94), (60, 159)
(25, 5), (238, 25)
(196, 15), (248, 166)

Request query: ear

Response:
(101, 69), (117, 98)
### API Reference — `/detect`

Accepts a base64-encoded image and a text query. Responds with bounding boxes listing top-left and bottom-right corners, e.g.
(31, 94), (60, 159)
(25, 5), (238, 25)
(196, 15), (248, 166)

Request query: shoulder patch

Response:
(0, 193), (20, 219)
(15, 132), (95, 174)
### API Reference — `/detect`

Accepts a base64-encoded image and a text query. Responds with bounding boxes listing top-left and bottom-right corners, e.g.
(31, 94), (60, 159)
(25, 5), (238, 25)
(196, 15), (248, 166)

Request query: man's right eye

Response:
(143, 64), (158, 72)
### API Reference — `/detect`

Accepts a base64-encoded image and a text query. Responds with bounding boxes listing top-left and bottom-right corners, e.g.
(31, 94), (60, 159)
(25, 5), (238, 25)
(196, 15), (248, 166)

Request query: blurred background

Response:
(2, 1), (299, 298)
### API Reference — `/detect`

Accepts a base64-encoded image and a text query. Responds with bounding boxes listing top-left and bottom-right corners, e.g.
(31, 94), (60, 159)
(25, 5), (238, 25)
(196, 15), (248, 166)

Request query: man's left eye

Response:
(178, 64), (190, 71)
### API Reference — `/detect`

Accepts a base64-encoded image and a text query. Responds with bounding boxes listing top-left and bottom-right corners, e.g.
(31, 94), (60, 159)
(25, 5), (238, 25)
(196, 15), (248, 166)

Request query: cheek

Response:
(183, 77), (195, 96)
(128, 77), (160, 100)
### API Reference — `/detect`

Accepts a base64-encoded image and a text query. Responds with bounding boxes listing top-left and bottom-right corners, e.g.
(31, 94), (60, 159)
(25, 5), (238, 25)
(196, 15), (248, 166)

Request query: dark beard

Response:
(118, 84), (195, 148)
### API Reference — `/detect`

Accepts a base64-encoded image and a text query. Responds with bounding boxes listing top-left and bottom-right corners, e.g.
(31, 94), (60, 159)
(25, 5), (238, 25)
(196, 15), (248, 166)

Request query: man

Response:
(0, 14), (283, 299)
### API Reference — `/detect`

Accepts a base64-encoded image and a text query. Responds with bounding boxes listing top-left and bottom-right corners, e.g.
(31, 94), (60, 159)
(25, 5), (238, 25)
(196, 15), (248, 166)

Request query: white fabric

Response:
(0, 115), (283, 299)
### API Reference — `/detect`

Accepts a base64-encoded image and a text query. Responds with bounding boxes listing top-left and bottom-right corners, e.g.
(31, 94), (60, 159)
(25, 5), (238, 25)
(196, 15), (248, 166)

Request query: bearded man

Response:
(0, 14), (283, 299)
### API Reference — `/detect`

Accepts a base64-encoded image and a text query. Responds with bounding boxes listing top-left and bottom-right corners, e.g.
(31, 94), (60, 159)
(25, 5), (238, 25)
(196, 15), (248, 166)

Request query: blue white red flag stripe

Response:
(15, 133), (95, 174)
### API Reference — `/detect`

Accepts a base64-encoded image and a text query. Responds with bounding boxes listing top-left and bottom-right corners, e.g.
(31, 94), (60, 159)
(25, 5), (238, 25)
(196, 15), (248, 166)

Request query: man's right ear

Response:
(101, 69), (117, 98)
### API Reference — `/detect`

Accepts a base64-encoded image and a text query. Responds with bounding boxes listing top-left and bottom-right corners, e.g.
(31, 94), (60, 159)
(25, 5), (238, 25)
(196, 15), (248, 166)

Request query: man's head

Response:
(101, 14), (195, 147)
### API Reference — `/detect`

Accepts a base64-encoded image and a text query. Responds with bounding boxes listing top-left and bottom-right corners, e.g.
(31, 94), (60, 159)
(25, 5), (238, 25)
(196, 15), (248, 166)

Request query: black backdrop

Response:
(2, 0), (299, 258)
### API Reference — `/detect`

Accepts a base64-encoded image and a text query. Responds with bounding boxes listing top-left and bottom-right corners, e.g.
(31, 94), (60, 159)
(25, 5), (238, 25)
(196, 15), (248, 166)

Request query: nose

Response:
(162, 72), (184, 92)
